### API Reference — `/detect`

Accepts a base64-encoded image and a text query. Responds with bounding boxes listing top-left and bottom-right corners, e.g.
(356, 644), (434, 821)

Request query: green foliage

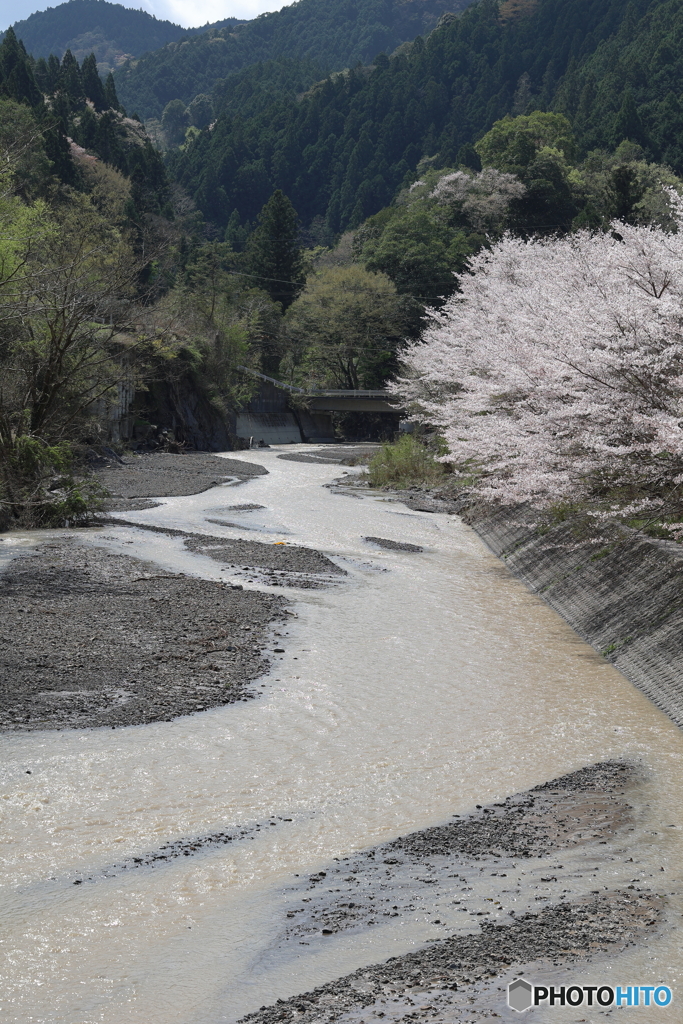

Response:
(507, 148), (580, 235)
(0, 27), (42, 106)
(361, 208), (468, 302)
(245, 190), (305, 317)
(159, 239), (279, 406)
(187, 93), (214, 129)
(162, 99), (190, 146)
(366, 434), (446, 488)
(475, 112), (576, 175)
(0, 435), (106, 529)
(0, 28), (171, 213)
(354, 163), (496, 303)
(285, 264), (409, 390)
(212, 59), (323, 121)
(114, 0), (472, 120)
(576, 143), (683, 229)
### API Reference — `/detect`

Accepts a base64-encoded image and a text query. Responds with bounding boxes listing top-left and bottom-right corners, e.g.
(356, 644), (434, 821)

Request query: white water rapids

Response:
(1, 447), (682, 1023)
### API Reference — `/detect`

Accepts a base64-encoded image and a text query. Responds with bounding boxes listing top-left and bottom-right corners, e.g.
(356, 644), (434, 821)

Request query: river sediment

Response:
(0, 538), (287, 730)
(240, 761), (666, 1023)
(96, 451), (269, 512)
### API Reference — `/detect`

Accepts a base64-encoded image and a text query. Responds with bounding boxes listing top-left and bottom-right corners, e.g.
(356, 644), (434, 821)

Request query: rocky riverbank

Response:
(95, 451), (269, 512)
(241, 761), (669, 1023)
(0, 451), (359, 730)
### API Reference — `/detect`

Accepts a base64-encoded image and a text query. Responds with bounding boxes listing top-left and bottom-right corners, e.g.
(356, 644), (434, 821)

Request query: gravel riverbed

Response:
(0, 538), (288, 731)
(241, 762), (667, 1023)
(97, 451), (268, 512)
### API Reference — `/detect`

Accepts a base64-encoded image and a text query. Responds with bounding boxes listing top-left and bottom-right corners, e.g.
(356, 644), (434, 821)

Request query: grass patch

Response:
(365, 435), (447, 489)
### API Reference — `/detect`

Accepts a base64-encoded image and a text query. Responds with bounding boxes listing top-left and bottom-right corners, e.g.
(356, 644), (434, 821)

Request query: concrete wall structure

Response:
(470, 506), (683, 729)
(235, 411), (302, 445)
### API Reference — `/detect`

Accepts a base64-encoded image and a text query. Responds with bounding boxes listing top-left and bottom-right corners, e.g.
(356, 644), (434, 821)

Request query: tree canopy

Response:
(397, 191), (683, 524)
(169, 0), (683, 237)
(245, 190), (305, 315)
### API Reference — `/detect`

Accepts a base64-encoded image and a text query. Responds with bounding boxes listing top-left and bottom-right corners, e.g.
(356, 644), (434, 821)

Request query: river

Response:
(1, 446), (682, 1022)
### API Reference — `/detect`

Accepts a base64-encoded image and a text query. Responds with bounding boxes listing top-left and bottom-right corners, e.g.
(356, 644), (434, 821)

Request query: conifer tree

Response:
(0, 28), (41, 107)
(104, 72), (120, 111)
(57, 50), (83, 109)
(245, 190), (305, 311)
(80, 53), (106, 111)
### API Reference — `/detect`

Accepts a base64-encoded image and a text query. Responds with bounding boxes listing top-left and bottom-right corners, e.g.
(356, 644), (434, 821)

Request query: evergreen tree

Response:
(46, 54), (60, 93)
(161, 99), (189, 145)
(104, 72), (120, 112)
(225, 209), (250, 251)
(80, 54), (107, 111)
(612, 89), (649, 150)
(610, 164), (645, 223)
(57, 50), (83, 110)
(43, 91), (77, 184)
(0, 28), (41, 107)
(245, 190), (305, 313)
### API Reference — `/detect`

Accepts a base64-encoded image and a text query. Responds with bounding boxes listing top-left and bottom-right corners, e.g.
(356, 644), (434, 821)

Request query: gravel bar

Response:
(0, 539), (287, 731)
(95, 452), (268, 512)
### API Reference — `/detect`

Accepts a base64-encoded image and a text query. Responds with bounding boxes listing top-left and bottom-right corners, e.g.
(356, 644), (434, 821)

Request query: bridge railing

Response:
(237, 365), (396, 400)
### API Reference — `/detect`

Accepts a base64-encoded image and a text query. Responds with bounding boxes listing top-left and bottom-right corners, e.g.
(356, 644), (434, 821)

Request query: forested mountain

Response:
(212, 58), (326, 120)
(168, 0), (628, 232)
(4, 1), (244, 75)
(114, 0), (473, 119)
(169, 0), (683, 237)
(554, 0), (683, 169)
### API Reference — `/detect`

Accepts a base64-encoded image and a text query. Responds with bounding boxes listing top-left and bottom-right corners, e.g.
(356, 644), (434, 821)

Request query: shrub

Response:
(366, 434), (446, 488)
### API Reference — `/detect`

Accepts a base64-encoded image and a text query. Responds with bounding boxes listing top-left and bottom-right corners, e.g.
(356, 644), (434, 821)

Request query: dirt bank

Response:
(241, 761), (668, 1023)
(0, 538), (288, 731)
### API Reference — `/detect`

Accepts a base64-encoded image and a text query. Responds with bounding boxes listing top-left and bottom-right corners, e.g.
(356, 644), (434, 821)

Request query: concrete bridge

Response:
(236, 367), (404, 444)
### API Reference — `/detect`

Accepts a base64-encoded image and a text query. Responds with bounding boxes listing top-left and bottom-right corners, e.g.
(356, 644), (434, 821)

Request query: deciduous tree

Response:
(396, 192), (683, 521)
(286, 265), (408, 390)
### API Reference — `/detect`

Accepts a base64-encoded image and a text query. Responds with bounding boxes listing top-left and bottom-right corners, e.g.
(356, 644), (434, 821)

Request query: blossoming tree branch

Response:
(396, 189), (683, 525)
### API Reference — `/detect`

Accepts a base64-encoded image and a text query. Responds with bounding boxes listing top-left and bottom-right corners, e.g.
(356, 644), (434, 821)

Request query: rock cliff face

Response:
(469, 507), (683, 728)
(125, 376), (236, 450)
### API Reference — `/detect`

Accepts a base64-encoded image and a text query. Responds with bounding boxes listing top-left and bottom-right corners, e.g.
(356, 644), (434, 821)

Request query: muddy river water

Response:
(1, 447), (683, 1023)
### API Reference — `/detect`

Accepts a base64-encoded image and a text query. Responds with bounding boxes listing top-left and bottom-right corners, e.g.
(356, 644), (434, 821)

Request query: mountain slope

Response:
(170, 0), (640, 232)
(5, 1), (244, 75)
(114, 0), (473, 119)
(553, 0), (683, 168)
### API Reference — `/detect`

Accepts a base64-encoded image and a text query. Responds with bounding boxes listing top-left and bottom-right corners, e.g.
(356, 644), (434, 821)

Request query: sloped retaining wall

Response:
(469, 507), (683, 728)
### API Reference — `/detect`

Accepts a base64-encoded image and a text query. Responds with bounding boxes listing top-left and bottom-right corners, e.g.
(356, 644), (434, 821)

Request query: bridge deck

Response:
(237, 366), (401, 405)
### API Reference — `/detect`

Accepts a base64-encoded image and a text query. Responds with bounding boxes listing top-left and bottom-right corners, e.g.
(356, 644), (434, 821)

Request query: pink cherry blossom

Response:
(395, 192), (683, 509)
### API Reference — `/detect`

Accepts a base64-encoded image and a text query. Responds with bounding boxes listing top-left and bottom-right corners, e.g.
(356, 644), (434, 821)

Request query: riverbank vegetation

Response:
(395, 187), (683, 536)
(366, 434), (448, 488)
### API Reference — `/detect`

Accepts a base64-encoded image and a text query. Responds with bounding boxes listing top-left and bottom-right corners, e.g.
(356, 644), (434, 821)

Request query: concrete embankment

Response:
(378, 480), (683, 729)
(468, 506), (683, 729)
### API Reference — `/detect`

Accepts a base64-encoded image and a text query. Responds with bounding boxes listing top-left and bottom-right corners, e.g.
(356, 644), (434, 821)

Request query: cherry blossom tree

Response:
(395, 191), (683, 515)
(430, 167), (526, 233)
